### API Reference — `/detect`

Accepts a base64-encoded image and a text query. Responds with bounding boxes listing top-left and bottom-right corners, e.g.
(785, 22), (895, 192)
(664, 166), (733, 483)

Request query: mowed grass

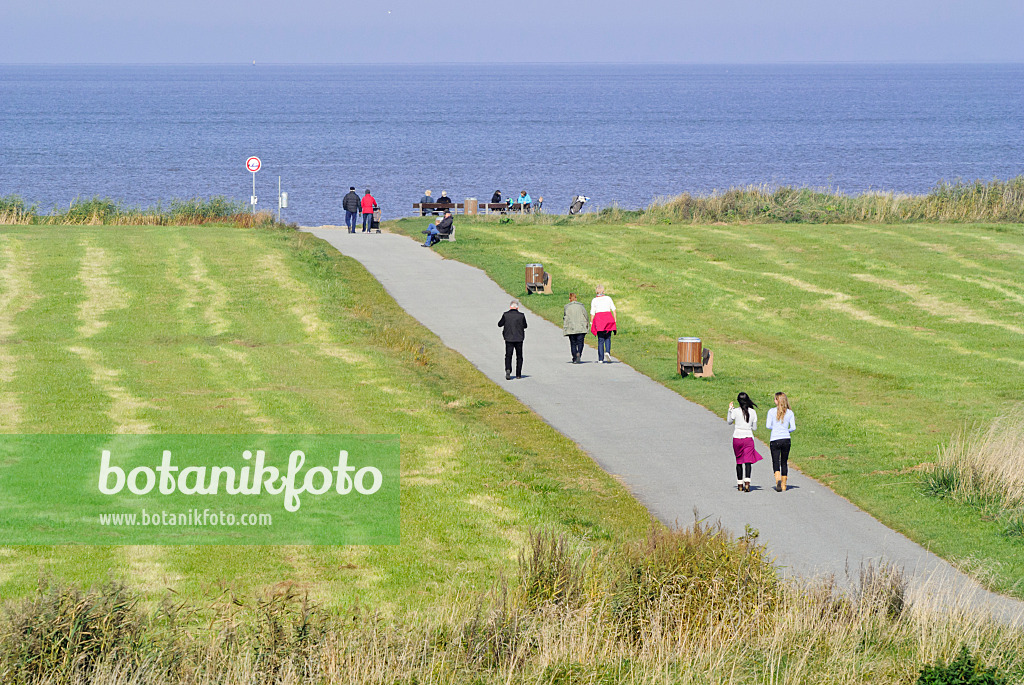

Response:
(393, 217), (1024, 596)
(0, 226), (651, 608)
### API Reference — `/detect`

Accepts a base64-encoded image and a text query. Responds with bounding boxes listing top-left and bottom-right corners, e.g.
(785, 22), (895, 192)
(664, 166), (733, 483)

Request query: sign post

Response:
(246, 156), (261, 212)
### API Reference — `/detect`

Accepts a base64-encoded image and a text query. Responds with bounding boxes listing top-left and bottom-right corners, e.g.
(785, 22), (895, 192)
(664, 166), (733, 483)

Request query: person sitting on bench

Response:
(422, 211), (453, 247)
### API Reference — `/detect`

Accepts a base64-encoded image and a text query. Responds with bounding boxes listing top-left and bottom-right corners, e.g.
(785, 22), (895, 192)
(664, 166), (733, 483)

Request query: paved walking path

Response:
(307, 228), (1024, 622)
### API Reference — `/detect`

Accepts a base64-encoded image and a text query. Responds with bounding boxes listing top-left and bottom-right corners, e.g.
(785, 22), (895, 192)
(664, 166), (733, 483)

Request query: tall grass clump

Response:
(0, 195), (281, 227)
(925, 406), (1024, 537)
(609, 520), (779, 642)
(644, 177), (1024, 225)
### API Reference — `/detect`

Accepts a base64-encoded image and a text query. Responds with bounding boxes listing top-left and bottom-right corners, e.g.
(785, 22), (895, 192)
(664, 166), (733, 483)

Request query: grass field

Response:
(0, 226), (652, 608)
(394, 217), (1024, 597)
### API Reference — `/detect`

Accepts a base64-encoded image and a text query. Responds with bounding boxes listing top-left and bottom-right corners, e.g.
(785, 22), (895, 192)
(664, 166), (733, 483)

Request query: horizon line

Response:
(2, 60), (1024, 67)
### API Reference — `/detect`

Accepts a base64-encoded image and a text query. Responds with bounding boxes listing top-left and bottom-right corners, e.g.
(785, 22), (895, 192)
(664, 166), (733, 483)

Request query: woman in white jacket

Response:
(727, 392), (763, 492)
(766, 391), (796, 492)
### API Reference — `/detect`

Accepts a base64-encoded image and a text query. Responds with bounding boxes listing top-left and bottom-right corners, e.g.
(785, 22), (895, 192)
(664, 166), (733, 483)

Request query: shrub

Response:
(917, 645), (1008, 685)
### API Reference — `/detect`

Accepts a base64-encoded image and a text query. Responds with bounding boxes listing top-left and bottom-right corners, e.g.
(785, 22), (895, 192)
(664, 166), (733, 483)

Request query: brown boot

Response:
(774, 471), (782, 492)
(743, 481), (750, 493)
(781, 476), (787, 492)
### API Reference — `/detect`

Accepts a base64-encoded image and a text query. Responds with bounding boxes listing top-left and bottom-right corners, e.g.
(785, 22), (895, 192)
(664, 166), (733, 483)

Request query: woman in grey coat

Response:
(562, 293), (590, 363)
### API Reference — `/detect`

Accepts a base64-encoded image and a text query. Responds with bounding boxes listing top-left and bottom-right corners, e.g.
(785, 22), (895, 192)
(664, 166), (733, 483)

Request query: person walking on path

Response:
(590, 285), (617, 363)
(498, 300), (527, 380)
(766, 391), (796, 492)
(342, 187), (361, 233)
(361, 189), (378, 233)
(562, 292), (590, 363)
(727, 392), (763, 492)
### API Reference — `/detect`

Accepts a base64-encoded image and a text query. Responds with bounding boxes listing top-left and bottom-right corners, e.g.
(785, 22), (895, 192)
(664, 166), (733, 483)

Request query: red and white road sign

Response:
(246, 156), (262, 173)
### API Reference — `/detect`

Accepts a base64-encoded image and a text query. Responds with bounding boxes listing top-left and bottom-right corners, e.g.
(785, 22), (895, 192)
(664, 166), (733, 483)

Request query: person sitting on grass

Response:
(422, 211), (453, 247)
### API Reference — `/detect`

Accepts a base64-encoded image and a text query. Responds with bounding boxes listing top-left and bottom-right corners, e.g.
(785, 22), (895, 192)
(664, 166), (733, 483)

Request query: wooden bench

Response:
(414, 202), (464, 215)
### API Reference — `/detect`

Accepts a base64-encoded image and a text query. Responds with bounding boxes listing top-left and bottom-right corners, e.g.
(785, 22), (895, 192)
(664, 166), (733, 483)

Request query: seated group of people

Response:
(419, 190), (455, 215)
(490, 190), (540, 212)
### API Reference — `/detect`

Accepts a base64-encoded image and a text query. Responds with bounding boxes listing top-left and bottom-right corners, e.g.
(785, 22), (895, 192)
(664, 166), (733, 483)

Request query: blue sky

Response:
(5, 0), (1024, 63)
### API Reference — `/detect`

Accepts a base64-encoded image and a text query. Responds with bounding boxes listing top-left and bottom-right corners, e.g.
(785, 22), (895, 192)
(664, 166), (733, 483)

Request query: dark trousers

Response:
(568, 333), (585, 360)
(504, 341), (523, 376)
(770, 439), (791, 476)
(597, 331), (612, 360)
(735, 463), (752, 480)
(362, 212), (373, 231)
(344, 210), (357, 232)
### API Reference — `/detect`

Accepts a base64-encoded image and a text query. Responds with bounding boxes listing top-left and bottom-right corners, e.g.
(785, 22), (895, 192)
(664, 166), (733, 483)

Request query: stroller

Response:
(568, 195), (590, 215)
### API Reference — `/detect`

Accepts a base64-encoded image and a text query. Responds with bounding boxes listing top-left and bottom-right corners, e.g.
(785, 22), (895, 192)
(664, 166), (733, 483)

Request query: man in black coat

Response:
(436, 211), (453, 237)
(498, 301), (527, 380)
(342, 187), (361, 233)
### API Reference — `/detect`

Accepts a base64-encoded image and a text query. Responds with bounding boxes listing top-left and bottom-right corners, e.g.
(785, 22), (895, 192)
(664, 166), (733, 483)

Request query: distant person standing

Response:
(766, 391), (796, 492)
(589, 285), (616, 363)
(536, 196), (544, 212)
(562, 292), (589, 363)
(498, 300), (527, 380)
(342, 186), (360, 233)
(727, 392), (763, 492)
(420, 189), (433, 216)
(361, 189), (378, 232)
(490, 189), (502, 204)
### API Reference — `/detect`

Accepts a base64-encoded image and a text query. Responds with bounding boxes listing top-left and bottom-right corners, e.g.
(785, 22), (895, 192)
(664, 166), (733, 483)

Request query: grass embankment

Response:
(4, 527), (1023, 684)
(0, 195), (277, 227)
(392, 217), (1024, 597)
(0, 225), (651, 608)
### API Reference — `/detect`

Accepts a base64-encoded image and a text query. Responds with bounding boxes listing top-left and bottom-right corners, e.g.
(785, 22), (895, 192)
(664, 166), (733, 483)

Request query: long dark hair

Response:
(737, 392), (757, 423)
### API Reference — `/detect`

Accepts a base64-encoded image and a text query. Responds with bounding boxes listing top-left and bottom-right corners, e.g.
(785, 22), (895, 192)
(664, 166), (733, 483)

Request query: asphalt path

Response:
(306, 228), (1024, 622)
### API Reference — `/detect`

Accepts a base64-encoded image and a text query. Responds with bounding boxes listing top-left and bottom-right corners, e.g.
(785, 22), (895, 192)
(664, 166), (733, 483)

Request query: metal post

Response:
(251, 173), (256, 213)
(278, 176), (281, 223)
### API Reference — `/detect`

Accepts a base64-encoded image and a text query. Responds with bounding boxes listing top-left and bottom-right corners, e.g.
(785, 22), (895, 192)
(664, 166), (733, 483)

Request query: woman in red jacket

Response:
(361, 189), (378, 233)
(589, 285), (617, 363)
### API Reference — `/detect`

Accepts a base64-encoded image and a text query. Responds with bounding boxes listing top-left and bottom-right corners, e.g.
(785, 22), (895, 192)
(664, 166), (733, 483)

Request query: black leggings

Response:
(770, 439), (791, 476)
(735, 463), (751, 480)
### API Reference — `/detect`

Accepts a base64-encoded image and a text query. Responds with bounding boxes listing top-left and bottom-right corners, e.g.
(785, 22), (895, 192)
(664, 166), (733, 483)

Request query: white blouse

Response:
(727, 407), (757, 439)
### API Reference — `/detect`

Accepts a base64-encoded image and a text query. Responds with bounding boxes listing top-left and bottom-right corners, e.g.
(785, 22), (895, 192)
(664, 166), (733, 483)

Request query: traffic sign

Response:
(246, 156), (262, 173)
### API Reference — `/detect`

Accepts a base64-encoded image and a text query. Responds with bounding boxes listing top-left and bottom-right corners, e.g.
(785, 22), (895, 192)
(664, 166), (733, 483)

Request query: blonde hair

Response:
(595, 285), (605, 296)
(775, 392), (790, 421)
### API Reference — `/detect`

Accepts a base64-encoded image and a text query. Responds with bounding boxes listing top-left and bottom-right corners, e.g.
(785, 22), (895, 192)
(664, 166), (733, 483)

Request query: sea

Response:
(1, 64), (1023, 225)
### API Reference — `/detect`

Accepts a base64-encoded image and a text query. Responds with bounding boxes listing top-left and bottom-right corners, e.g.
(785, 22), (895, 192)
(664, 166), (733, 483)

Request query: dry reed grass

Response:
(0, 195), (282, 228)
(2, 525), (1020, 684)
(926, 407), (1024, 539)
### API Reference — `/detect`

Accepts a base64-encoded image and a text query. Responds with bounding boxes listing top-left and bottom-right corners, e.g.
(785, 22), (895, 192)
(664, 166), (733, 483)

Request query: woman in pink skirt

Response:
(727, 392), (763, 492)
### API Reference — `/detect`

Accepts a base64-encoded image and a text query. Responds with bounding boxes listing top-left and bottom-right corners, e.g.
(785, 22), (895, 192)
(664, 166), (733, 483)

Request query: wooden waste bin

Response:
(525, 263), (553, 294)
(678, 336), (714, 378)
(465, 197), (479, 215)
